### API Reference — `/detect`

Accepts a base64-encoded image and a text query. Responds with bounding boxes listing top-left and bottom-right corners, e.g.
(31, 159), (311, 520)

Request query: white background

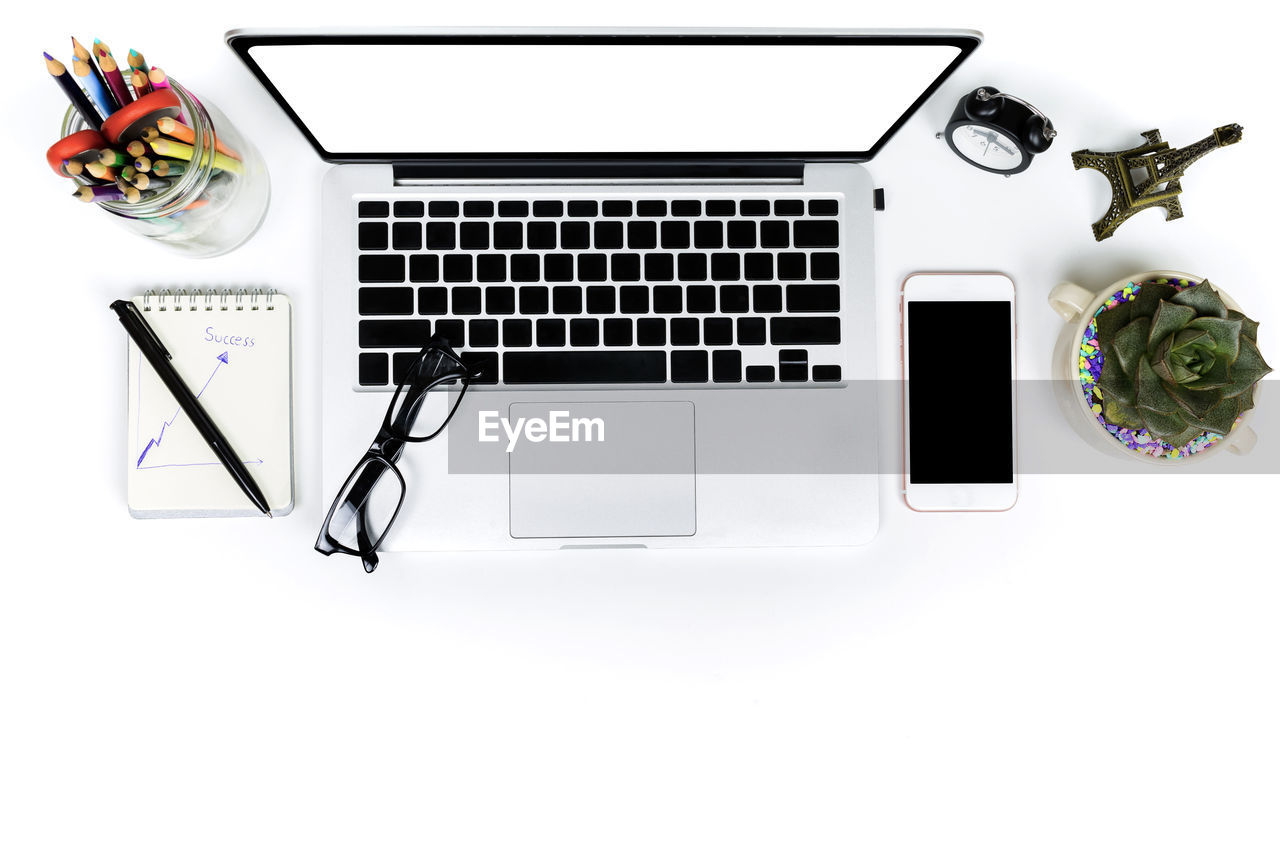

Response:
(3, 2), (1277, 852)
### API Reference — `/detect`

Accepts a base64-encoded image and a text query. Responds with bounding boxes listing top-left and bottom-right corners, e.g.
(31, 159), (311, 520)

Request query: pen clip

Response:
(114, 299), (172, 359)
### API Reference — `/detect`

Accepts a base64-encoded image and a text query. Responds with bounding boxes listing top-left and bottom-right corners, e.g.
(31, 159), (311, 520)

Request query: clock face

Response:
(950, 123), (1024, 171)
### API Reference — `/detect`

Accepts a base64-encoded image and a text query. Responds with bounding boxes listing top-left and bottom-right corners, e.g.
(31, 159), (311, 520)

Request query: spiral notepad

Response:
(125, 288), (294, 518)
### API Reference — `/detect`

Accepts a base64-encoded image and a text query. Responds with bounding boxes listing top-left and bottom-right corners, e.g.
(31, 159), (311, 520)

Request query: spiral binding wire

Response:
(140, 287), (277, 311)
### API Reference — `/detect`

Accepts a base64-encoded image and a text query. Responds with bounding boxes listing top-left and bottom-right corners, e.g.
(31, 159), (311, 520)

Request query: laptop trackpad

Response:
(508, 401), (695, 539)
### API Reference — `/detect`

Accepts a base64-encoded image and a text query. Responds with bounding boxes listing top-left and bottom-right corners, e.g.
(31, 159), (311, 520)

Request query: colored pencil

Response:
(151, 137), (243, 175)
(134, 155), (152, 172)
(127, 49), (148, 73)
(121, 164), (138, 182)
(72, 57), (115, 118)
(74, 184), (126, 202)
(148, 66), (171, 91)
(85, 161), (116, 180)
(97, 53), (134, 108)
(72, 37), (118, 113)
(122, 185), (143, 204)
(156, 116), (242, 161)
(98, 148), (128, 167)
(44, 52), (104, 128)
(63, 158), (90, 178)
(151, 159), (186, 177)
(129, 69), (153, 98)
(132, 173), (170, 191)
(125, 140), (150, 158)
(139, 126), (160, 143)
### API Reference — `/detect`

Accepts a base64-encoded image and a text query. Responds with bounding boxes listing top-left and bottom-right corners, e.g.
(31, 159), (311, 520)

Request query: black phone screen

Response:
(907, 301), (1014, 484)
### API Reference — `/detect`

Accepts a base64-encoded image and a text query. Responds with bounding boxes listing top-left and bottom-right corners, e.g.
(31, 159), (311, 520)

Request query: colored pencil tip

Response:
(43, 51), (53, 60)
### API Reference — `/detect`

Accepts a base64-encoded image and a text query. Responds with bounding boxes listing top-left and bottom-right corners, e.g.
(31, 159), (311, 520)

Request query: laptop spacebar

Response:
(503, 351), (667, 384)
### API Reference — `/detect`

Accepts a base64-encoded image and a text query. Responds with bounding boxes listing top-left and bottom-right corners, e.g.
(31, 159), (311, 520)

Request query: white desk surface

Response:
(4, 3), (1277, 851)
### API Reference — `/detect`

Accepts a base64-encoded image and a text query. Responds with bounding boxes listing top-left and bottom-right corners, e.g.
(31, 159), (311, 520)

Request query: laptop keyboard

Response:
(354, 195), (846, 387)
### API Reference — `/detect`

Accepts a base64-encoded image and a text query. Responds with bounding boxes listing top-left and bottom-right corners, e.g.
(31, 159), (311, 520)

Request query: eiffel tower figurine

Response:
(1072, 123), (1243, 241)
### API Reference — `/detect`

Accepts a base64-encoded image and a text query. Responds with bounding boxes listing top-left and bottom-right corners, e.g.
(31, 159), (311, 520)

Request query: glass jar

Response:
(60, 81), (269, 258)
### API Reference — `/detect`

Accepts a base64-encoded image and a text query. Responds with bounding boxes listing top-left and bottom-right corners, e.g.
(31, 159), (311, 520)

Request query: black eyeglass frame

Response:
(315, 339), (477, 572)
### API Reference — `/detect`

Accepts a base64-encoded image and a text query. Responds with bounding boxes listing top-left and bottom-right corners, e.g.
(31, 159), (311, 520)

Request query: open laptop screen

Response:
(230, 32), (979, 162)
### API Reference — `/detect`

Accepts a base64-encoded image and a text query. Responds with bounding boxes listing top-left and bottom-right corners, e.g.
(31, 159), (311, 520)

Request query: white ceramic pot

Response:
(1048, 270), (1259, 464)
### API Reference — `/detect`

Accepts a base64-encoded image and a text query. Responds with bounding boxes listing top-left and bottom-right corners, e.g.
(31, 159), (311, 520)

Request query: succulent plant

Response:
(1095, 280), (1271, 446)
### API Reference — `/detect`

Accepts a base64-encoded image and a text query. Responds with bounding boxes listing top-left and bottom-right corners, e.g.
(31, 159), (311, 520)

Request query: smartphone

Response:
(902, 273), (1017, 511)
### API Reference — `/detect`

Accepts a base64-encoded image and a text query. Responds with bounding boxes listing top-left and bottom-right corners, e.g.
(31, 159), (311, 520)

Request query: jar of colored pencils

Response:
(60, 81), (269, 258)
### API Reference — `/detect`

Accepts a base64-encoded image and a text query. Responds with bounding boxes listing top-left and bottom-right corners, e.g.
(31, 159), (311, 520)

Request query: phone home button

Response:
(950, 487), (972, 508)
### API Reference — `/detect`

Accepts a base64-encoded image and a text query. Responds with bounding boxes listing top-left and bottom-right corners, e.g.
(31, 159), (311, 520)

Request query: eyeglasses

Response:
(315, 338), (477, 572)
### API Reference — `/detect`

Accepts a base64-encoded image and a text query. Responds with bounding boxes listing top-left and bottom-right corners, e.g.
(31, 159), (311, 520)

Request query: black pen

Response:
(110, 299), (273, 517)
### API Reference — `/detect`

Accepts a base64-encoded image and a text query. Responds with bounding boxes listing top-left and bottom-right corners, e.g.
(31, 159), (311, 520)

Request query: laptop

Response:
(227, 28), (981, 550)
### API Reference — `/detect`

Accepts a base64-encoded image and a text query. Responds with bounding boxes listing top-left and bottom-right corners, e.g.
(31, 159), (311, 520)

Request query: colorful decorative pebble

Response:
(1078, 277), (1240, 458)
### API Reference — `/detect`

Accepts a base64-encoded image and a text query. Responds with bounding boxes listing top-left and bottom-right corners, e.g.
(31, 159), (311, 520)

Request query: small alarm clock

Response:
(944, 86), (1056, 175)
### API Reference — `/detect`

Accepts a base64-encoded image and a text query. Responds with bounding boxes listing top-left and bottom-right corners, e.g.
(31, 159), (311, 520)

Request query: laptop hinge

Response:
(392, 160), (807, 185)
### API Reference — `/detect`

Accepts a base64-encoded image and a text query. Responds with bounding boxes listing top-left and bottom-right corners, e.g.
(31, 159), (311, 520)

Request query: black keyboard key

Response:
(694, 221), (723, 249)
(358, 201), (388, 218)
(560, 221), (589, 250)
(503, 318), (533, 348)
(627, 221), (657, 249)
(410, 254), (440, 283)
(493, 221), (523, 250)
(463, 200), (493, 218)
(536, 318), (565, 347)
(544, 254), (574, 281)
(498, 200), (528, 218)
(452, 286), (482, 315)
(661, 221), (690, 249)
(677, 254), (707, 281)
(359, 254), (404, 283)
(418, 286), (447, 314)
(459, 222), (489, 250)
(671, 200), (701, 217)
(359, 319), (432, 348)
(787, 284), (840, 312)
(711, 253), (741, 282)
(737, 316), (766, 345)
(503, 351), (666, 384)
(358, 222), (388, 250)
(636, 317), (666, 345)
(777, 253), (806, 280)
(578, 253), (608, 282)
(759, 220), (789, 249)
(727, 221), (756, 249)
(476, 254), (507, 283)
(744, 253), (774, 281)
(485, 285), (515, 314)
(391, 353), (423, 385)
(771, 317), (841, 345)
(552, 285), (582, 314)
(443, 255), (473, 282)
(686, 285), (716, 313)
(706, 199), (735, 216)
(434, 319), (464, 348)
(645, 253), (674, 281)
(793, 220), (840, 248)
(519, 285), (549, 314)
(810, 252), (840, 281)
(653, 285), (682, 313)
(533, 200), (563, 217)
(428, 200), (459, 217)
(746, 365), (775, 383)
(808, 199), (839, 216)
(719, 285), (749, 313)
(359, 352), (388, 385)
(594, 221), (624, 250)
(426, 222), (456, 250)
(740, 199), (770, 216)
(671, 350), (708, 382)
(469, 319), (499, 347)
(459, 351), (498, 384)
(611, 254), (641, 281)
(779, 349), (808, 382)
(394, 200), (423, 218)
(603, 318), (632, 346)
(586, 285), (616, 314)
(704, 318), (733, 345)
(636, 200), (667, 217)
(602, 200), (632, 217)
(670, 318), (700, 345)
(774, 199), (804, 216)
(568, 200), (598, 217)
(812, 365), (842, 382)
(511, 254), (541, 282)
(712, 350), (742, 382)
(573, 315), (601, 345)
(753, 284), (783, 313)
(359, 286), (414, 315)
(524, 220), (555, 247)
(619, 286), (649, 314)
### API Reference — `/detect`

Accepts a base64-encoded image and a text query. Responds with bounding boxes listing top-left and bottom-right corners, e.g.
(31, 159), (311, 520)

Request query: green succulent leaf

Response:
(1218, 335), (1274, 398)
(1185, 315), (1242, 361)
(1135, 357), (1181, 414)
(1112, 317), (1151, 377)
(1140, 407), (1194, 443)
(1147, 300), (1197, 354)
(1170, 385), (1224, 419)
(1227, 309), (1261, 342)
(1181, 396), (1242, 436)
(1103, 398), (1144, 430)
(1130, 282), (1178, 319)
(1165, 423), (1210, 447)
(1094, 302), (1132, 343)
(1097, 349), (1135, 405)
(1170, 281), (1229, 318)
